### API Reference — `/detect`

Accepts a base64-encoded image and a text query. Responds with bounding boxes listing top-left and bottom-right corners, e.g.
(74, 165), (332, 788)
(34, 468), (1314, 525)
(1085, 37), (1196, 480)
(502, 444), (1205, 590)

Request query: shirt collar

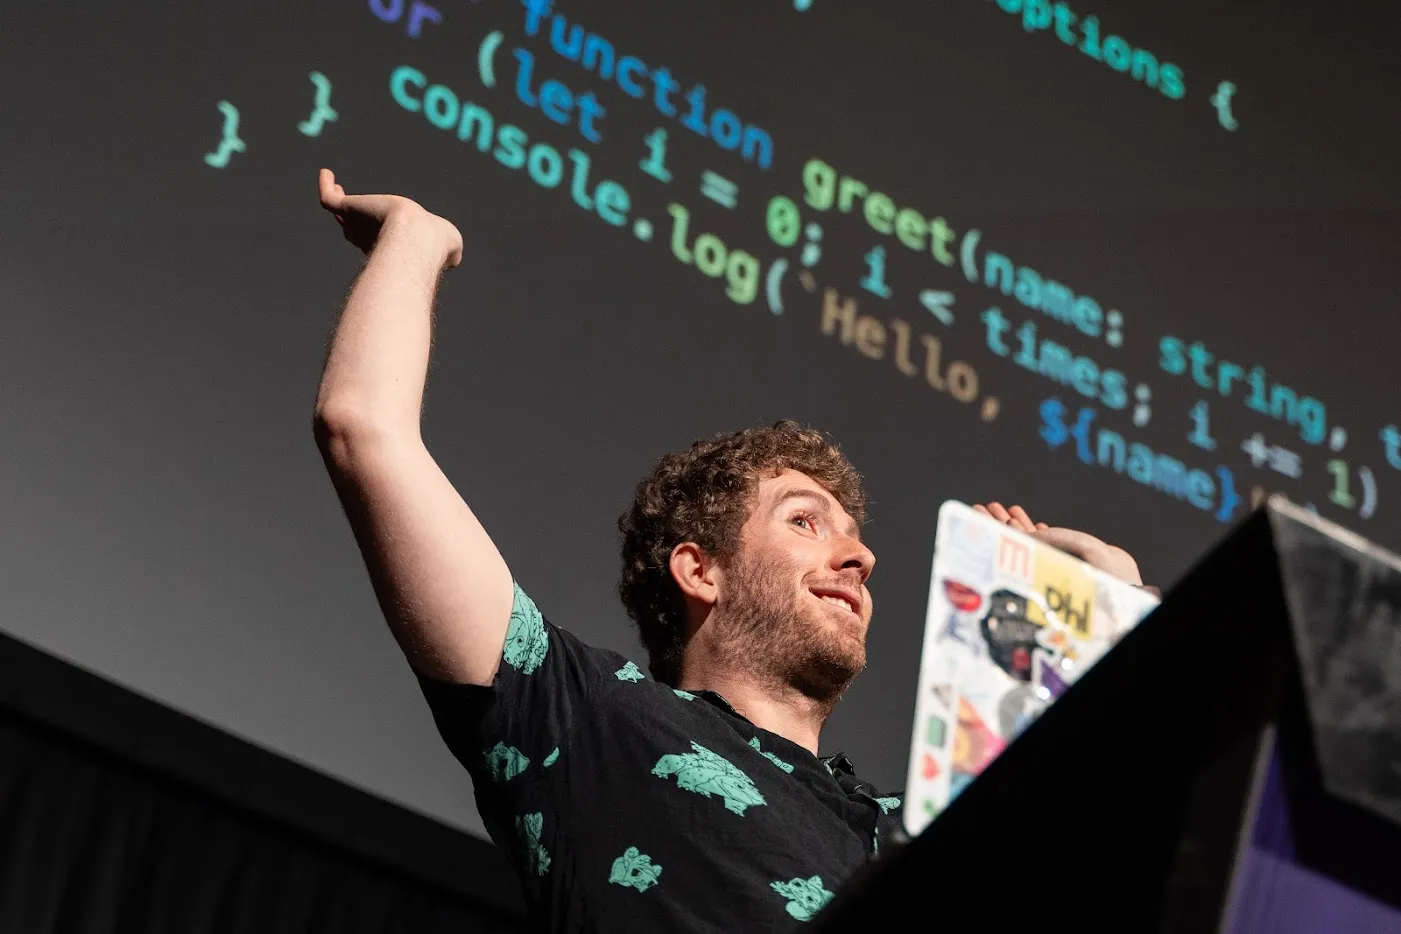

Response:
(695, 690), (859, 777)
(821, 751), (856, 776)
(695, 689), (745, 719)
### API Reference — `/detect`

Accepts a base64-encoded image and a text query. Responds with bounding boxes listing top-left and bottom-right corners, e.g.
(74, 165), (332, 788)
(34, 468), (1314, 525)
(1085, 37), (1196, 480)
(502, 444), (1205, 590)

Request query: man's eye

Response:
(791, 513), (816, 531)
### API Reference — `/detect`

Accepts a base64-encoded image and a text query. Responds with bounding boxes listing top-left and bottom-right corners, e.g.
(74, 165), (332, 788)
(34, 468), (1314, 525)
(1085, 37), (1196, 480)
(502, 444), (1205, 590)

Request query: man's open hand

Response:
(318, 168), (463, 269)
(973, 502), (1150, 591)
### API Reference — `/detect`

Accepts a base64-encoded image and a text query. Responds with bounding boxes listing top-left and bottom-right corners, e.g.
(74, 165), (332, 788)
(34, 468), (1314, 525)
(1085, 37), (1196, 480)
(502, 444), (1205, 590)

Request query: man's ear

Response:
(669, 541), (719, 609)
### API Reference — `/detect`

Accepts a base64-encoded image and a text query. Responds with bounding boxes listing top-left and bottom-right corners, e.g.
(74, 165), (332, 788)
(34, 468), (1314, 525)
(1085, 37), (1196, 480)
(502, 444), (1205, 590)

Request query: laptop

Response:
(901, 501), (1162, 837)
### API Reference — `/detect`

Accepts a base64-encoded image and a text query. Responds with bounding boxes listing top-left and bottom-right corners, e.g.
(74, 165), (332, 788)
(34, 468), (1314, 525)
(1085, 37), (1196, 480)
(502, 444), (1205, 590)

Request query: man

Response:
(312, 170), (1147, 931)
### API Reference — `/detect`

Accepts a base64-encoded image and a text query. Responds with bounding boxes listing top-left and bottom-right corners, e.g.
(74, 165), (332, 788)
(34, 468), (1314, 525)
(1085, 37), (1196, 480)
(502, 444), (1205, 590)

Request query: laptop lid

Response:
(901, 500), (1161, 837)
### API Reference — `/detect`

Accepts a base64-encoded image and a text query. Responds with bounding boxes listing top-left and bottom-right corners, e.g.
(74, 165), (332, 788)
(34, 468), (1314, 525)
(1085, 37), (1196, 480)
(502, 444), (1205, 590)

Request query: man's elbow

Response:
(312, 399), (414, 469)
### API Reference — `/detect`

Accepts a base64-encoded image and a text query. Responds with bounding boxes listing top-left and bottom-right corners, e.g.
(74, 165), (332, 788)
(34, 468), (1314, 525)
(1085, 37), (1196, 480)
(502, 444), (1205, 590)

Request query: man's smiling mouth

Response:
(811, 590), (859, 616)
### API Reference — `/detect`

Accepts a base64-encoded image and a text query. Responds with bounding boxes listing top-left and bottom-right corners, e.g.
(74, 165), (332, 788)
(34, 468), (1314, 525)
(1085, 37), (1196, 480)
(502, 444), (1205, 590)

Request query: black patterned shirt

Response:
(416, 582), (904, 932)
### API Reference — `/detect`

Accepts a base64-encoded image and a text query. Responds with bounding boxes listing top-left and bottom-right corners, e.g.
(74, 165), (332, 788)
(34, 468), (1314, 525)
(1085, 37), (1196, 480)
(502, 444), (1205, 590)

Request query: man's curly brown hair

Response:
(617, 419), (867, 685)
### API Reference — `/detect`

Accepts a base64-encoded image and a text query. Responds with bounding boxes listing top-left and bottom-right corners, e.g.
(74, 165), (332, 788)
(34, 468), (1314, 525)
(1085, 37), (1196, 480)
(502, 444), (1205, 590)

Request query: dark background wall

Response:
(2, 0), (1397, 840)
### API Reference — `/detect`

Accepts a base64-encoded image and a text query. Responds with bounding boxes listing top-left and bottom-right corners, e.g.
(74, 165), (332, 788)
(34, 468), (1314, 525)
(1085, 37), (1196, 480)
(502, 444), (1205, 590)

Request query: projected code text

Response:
(198, 0), (1385, 530)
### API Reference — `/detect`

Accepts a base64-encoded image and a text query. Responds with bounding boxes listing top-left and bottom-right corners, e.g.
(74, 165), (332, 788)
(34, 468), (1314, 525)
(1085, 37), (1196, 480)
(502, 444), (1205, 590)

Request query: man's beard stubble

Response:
(712, 547), (867, 713)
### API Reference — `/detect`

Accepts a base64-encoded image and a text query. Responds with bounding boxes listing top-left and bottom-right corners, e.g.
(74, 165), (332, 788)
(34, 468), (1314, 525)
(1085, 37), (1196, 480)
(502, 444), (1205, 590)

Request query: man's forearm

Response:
(314, 215), (453, 437)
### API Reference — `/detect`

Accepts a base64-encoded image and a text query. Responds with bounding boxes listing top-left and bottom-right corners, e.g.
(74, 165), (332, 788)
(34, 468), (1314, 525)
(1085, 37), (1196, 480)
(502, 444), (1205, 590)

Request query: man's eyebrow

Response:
(773, 488), (862, 540)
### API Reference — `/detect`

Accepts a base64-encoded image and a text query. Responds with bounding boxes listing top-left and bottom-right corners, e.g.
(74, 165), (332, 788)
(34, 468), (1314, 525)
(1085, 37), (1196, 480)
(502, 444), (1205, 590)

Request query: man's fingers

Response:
(975, 502), (1036, 534)
(319, 168), (346, 212)
(1031, 526), (1103, 558)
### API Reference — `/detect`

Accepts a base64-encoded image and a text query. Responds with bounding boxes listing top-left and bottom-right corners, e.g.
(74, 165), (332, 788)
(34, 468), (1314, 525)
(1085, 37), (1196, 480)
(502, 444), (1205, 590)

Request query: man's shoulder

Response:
(505, 582), (643, 677)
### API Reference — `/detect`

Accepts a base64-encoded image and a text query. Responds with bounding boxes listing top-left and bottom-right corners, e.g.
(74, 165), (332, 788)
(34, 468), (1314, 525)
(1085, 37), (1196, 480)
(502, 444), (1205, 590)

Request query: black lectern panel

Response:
(820, 500), (1401, 932)
(1271, 512), (1401, 829)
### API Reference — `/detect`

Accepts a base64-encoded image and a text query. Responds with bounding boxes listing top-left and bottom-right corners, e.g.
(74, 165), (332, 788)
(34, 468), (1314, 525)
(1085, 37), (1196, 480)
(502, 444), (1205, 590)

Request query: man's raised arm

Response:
(312, 169), (513, 687)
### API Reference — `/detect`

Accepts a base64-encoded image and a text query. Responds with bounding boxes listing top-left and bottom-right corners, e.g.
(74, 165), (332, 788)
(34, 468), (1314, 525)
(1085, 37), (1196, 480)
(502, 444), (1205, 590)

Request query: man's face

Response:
(712, 469), (876, 702)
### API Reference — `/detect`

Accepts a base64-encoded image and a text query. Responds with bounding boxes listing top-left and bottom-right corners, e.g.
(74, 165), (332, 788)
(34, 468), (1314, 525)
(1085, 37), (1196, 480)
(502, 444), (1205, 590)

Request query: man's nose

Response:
(832, 535), (875, 582)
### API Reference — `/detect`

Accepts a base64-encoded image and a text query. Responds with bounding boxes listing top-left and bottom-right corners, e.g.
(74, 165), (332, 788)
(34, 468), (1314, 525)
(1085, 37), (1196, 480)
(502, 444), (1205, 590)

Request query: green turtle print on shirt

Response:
(516, 812), (551, 875)
(483, 742), (530, 782)
(503, 583), (548, 674)
(874, 795), (902, 814)
(748, 736), (794, 773)
(673, 689), (696, 700)
(608, 846), (663, 892)
(615, 661), (645, 682)
(770, 875), (834, 922)
(542, 747), (560, 767)
(651, 742), (767, 815)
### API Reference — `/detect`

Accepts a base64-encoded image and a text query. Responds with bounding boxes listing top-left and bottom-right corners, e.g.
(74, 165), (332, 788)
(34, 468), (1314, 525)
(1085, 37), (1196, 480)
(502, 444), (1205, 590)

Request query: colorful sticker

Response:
(1033, 543), (1096, 638)
(995, 535), (1033, 584)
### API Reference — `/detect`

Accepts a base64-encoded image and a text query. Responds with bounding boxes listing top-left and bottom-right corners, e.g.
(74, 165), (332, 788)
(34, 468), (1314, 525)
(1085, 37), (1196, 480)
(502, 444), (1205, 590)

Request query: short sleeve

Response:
(414, 581), (618, 791)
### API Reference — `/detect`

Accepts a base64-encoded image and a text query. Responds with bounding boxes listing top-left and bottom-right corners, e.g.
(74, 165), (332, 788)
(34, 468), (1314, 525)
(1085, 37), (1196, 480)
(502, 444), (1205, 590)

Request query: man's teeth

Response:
(820, 595), (854, 613)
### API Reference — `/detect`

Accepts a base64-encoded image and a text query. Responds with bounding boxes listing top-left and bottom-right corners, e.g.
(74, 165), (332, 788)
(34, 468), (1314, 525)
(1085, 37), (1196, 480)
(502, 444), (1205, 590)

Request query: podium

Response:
(820, 498), (1401, 932)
